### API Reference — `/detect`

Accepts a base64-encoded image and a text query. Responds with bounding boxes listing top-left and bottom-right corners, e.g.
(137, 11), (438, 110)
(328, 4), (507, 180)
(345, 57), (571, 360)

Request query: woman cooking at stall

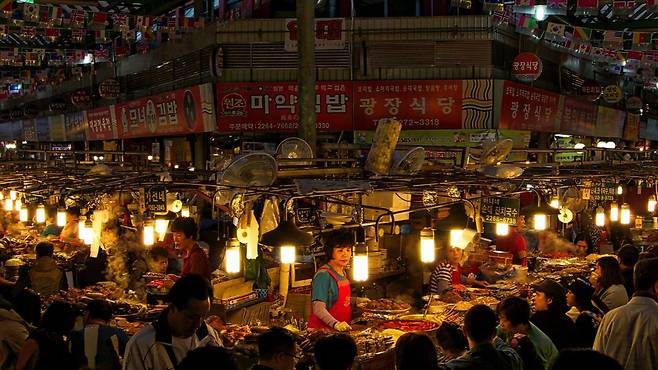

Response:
(309, 231), (368, 332)
(429, 243), (488, 295)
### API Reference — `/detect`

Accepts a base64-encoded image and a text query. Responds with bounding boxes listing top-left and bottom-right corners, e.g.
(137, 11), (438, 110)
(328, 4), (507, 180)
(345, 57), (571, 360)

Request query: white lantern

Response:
(9, 190), (16, 201)
(143, 224), (155, 246)
(225, 239), (241, 274)
(648, 196), (657, 213)
(549, 196), (560, 209)
(496, 223), (510, 236)
(4, 199), (12, 212)
(35, 205), (46, 224)
(280, 245), (296, 264)
(450, 229), (464, 248)
(181, 206), (190, 218)
(19, 207), (28, 222)
(617, 185), (623, 195)
(14, 199), (21, 211)
(57, 209), (67, 227)
(620, 203), (631, 225)
(78, 219), (87, 240)
(595, 207), (605, 227)
(352, 254), (369, 282)
(155, 218), (169, 241)
(419, 227), (436, 263)
(610, 202), (619, 222)
(82, 221), (94, 245)
(534, 213), (547, 231)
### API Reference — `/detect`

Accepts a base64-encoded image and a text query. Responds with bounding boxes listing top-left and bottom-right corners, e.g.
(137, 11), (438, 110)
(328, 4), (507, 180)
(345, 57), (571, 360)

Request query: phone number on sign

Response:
(372, 118), (441, 128)
(228, 122), (332, 130)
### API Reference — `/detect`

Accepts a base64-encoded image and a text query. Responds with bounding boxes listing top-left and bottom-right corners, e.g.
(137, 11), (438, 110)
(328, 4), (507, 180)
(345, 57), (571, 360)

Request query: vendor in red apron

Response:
(429, 244), (488, 295)
(309, 232), (368, 332)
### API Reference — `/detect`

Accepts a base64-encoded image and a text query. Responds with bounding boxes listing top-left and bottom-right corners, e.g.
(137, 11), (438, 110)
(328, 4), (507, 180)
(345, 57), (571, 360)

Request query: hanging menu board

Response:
(145, 187), (167, 213)
(590, 182), (617, 201)
(481, 197), (520, 225)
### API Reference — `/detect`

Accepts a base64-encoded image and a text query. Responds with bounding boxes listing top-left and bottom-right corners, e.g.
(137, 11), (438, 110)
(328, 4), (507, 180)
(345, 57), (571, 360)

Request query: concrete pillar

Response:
(296, 0), (317, 155)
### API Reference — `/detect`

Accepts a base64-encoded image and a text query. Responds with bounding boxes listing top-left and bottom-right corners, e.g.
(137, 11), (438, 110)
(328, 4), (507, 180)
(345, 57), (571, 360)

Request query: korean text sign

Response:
(499, 80), (559, 132)
(353, 80), (462, 130)
(217, 82), (353, 132)
(481, 197), (521, 225)
(560, 97), (597, 136)
(86, 106), (118, 141)
(590, 182), (617, 201)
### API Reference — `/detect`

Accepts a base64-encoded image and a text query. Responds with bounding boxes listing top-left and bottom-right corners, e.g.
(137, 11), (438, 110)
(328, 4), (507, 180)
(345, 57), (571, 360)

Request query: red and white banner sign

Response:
(560, 97), (597, 136)
(86, 106), (118, 141)
(216, 82), (353, 132)
(499, 80), (560, 132)
(284, 18), (345, 52)
(353, 80), (462, 130)
(116, 83), (215, 139)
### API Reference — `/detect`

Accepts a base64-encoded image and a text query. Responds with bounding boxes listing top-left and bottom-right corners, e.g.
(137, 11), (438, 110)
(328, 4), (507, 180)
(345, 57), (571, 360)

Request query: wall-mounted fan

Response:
(562, 186), (587, 214)
(220, 153), (278, 187)
(474, 139), (524, 179)
(276, 137), (314, 166)
(390, 147), (425, 175)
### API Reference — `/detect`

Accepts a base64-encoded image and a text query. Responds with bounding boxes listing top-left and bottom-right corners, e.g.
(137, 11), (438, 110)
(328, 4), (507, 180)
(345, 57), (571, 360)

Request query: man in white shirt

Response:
(594, 257), (658, 370)
(123, 274), (221, 370)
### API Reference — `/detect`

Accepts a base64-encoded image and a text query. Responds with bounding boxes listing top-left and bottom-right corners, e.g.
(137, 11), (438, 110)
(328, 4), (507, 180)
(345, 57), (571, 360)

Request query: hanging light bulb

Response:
(143, 223), (155, 246)
(617, 185), (623, 195)
(155, 217), (169, 241)
(620, 203), (631, 225)
(353, 252), (369, 282)
(181, 206), (190, 218)
(610, 202), (619, 222)
(35, 205), (46, 224)
(4, 199), (12, 212)
(595, 206), (606, 227)
(648, 196), (657, 213)
(57, 209), (67, 227)
(78, 219), (87, 240)
(0, 192), (4, 200)
(9, 190), (16, 201)
(450, 229), (464, 248)
(534, 213), (547, 231)
(549, 195), (560, 209)
(280, 246), (296, 264)
(14, 199), (22, 211)
(419, 227), (436, 263)
(83, 220), (94, 245)
(19, 207), (28, 222)
(496, 223), (510, 236)
(225, 238), (241, 273)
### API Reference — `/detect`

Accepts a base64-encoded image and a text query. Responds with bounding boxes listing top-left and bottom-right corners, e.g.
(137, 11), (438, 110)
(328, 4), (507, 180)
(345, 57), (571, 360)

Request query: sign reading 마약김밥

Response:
(116, 83), (216, 139)
(86, 106), (117, 141)
(216, 82), (353, 132)
(560, 97), (597, 136)
(354, 80), (462, 130)
(499, 80), (560, 132)
(481, 197), (520, 225)
(284, 18), (345, 52)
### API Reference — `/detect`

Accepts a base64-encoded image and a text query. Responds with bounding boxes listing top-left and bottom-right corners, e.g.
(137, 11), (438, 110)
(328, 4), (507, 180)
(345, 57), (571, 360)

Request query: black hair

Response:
(149, 246), (169, 260)
(512, 336), (543, 370)
(436, 322), (467, 356)
(41, 300), (76, 334)
(257, 326), (296, 360)
(497, 297), (531, 327)
(176, 346), (237, 370)
(395, 332), (439, 370)
(167, 273), (213, 311)
(322, 230), (354, 261)
(633, 257), (658, 292)
(171, 217), (198, 239)
(87, 299), (113, 322)
(35, 242), (54, 258)
(551, 349), (623, 370)
(617, 245), (640, 267)
(464, 304), (498, 343)
(596, 256), (624, 290)
(314, 333), (357, 370)
(66, 206), (81, 217)
(12, 289), (41, 326)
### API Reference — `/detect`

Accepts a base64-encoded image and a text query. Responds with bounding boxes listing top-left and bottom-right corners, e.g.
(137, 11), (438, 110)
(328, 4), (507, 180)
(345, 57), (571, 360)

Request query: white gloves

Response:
(333, 321), (352, 332)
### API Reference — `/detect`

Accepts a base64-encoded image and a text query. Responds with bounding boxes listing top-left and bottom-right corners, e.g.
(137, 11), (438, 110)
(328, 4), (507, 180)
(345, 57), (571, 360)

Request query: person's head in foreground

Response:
(175, 346), (237, 370)
(550, 349), (622, 370)
(257, 326), (297, 370)
(464, 304), (499, 346)
(167, 273), (212, 338)
(395, 332), (438, 370)
(313, 333), (357, 370)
